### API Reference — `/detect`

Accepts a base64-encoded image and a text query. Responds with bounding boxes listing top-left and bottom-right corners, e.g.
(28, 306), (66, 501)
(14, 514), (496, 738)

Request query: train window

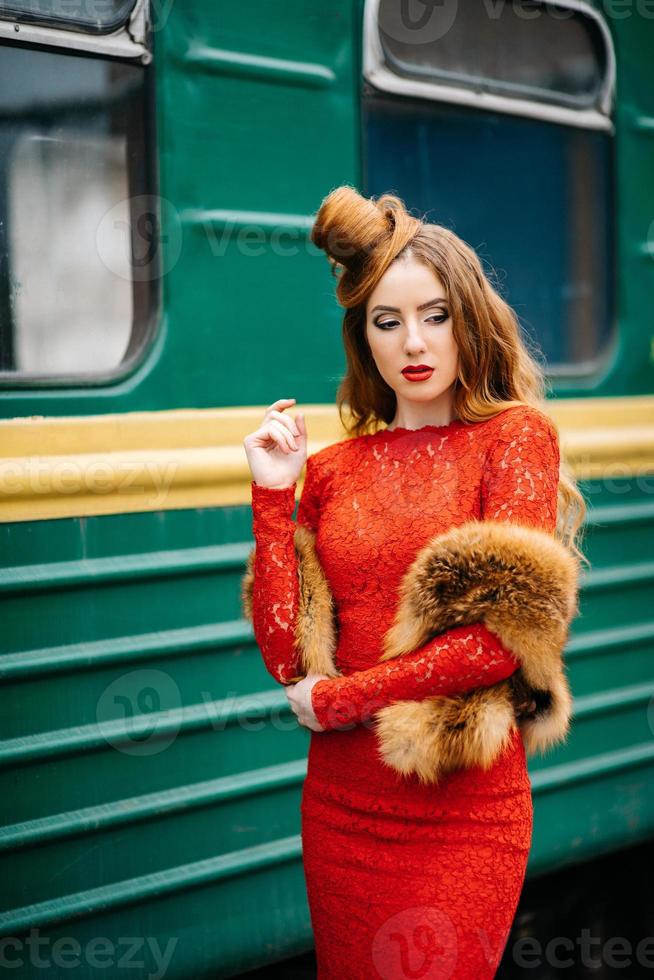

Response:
(363, 0), (615, 373)
(0, 0), (138, 35)
(373, 0), (611, 114)
(0, 42), (157, 382)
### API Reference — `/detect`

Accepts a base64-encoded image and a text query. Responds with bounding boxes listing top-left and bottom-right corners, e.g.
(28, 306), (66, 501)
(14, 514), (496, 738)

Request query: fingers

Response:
(264, 400), (304, 434)
(260, 399), (305, 453)
(285, 690), (303, 726)
(266, 418), (300, 453)
(265, 397), (297, 419)
(267, 397), (296, 409)
(268, 409), (301, 440)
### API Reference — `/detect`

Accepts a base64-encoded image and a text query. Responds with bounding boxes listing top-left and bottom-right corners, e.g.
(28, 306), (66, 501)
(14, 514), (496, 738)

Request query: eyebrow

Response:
(370, 297), (448, 314)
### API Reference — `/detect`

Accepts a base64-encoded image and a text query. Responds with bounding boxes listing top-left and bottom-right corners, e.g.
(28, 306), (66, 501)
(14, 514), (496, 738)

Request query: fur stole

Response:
(241, 519), (580, 784)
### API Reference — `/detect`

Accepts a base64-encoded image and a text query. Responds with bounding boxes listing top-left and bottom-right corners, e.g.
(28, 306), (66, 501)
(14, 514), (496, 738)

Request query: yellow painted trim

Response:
(549, 395), (654, 478)
(0, 396), (653, 522)
(0, 405), (347, 522)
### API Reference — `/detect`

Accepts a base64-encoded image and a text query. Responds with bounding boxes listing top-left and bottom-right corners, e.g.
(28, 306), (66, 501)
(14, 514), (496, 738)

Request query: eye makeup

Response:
(373, 311), (449, 330)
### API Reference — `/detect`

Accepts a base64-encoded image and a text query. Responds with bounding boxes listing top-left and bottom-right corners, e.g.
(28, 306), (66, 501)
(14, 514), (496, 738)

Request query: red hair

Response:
(311, 185), (587, 563)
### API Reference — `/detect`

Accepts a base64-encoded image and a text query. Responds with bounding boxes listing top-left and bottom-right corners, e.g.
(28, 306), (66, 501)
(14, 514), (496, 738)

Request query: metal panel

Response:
(2, 1), (654, 978)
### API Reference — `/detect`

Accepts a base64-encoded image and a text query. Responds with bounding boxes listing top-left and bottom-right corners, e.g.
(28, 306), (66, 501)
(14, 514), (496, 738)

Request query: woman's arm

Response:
(310, 405), (561, 732)
(250, 453), (322, 684)
(311, 622), (521, 731)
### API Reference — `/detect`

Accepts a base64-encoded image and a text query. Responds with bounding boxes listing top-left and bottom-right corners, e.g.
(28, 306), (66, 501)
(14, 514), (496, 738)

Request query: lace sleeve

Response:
(250, 453), (322, 685)
(310, 407), (561, 732)
(311, 622), (520, 731)
(481, 405), (560, 533)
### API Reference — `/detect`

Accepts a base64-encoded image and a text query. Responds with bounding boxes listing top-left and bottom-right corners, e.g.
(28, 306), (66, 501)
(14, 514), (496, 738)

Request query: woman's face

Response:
(365, 255), (459, 410)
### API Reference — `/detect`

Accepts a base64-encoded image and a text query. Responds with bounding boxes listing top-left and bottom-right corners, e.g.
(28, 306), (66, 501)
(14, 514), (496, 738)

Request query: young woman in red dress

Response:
(242, 187), (586, 979)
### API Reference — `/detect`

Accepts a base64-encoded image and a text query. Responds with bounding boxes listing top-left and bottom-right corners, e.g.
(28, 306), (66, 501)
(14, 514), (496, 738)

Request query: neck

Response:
(389, 396), (457, 431)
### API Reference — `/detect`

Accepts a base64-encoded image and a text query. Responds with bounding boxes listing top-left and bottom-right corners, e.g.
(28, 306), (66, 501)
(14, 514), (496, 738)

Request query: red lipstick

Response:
(401, 365), (434, 382)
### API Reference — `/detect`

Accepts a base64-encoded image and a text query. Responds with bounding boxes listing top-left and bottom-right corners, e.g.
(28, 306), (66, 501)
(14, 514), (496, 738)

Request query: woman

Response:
(242, 186), (586, 979)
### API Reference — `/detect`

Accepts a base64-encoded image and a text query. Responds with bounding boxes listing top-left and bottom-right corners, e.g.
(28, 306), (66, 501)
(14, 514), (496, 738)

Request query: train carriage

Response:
(1, 1), (654, 977)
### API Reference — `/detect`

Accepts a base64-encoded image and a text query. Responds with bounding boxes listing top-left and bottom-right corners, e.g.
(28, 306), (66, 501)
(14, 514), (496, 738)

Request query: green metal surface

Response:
(2, 482), (654, 976)
(0, 0), (652, 417)
(2, 2), (654, 978)
(1, 506), (315, 977)
(0, 0), (360, 415)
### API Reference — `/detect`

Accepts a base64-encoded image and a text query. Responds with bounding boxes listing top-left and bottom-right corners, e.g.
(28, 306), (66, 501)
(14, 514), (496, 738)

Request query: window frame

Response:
(363, 0), (615, 133)
(0, 0), (150, 63)
(362, 0), (617, 379)
(0, 1), (160, 389)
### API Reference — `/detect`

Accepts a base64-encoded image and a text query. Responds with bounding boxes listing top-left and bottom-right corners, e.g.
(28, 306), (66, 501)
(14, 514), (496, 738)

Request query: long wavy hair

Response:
(310, 184), (587, 565)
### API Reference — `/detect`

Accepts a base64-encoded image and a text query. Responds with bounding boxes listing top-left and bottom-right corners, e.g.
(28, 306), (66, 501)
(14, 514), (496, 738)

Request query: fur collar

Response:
(242, 519), (580, 785)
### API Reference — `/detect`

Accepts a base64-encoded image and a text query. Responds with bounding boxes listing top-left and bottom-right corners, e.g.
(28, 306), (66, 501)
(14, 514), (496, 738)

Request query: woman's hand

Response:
(243, 397), (308, 489)
(285, 672), (330, 732)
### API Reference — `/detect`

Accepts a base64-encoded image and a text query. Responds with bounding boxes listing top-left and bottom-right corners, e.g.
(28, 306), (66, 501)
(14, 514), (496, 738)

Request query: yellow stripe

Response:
(0, 405), (344, 522)
(0, 397), (652, 522)
(553, 395), (654, 478)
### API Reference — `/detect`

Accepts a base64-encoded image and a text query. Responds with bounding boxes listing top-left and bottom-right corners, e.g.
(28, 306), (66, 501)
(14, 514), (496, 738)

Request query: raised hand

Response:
(243, 397), (308, 489)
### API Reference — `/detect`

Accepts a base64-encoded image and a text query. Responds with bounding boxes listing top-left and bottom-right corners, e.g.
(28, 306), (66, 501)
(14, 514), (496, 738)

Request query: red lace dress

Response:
(250, 404), (560, 980)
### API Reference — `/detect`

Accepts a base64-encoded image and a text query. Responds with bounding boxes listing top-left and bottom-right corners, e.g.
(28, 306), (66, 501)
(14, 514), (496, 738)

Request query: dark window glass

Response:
(378, 0), (607, 110)
(0, 0), (137, 35)
(0, 42), (157, 382)
(363, 93), (613, 370)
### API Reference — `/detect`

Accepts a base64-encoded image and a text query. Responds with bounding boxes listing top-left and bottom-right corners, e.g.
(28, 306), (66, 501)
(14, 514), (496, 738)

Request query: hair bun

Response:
(311, 186), (388, 267)
(311, 185), (422, 307)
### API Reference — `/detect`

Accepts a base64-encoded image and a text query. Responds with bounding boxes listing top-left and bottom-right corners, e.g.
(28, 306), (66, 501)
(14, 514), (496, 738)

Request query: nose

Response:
(403, 318), (427, 355)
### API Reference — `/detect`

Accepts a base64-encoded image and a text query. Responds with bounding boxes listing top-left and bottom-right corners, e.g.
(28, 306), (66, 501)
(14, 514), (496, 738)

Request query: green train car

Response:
(1, 1), (654, 977)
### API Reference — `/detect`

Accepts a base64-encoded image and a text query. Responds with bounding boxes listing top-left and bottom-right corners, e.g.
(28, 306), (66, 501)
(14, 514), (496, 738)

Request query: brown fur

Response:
(242, 519), (580, 783)
(241, 525), (340, 682)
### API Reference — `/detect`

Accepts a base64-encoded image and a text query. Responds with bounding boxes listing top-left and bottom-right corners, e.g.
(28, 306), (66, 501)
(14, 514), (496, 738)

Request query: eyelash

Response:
(373, 313), (449, 330)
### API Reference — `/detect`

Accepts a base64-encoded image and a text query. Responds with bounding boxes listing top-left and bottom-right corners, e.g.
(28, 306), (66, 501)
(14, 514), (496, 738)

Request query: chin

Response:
(406, 383), (446, 401)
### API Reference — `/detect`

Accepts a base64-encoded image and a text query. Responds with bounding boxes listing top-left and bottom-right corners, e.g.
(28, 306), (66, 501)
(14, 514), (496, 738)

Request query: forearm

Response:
(250, 481), (302, 684)
(311, 622), (520, 731)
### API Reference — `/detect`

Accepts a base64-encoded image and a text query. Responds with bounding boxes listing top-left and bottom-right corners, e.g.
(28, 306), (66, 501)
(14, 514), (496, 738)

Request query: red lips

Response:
(401, 365), (434, 382)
